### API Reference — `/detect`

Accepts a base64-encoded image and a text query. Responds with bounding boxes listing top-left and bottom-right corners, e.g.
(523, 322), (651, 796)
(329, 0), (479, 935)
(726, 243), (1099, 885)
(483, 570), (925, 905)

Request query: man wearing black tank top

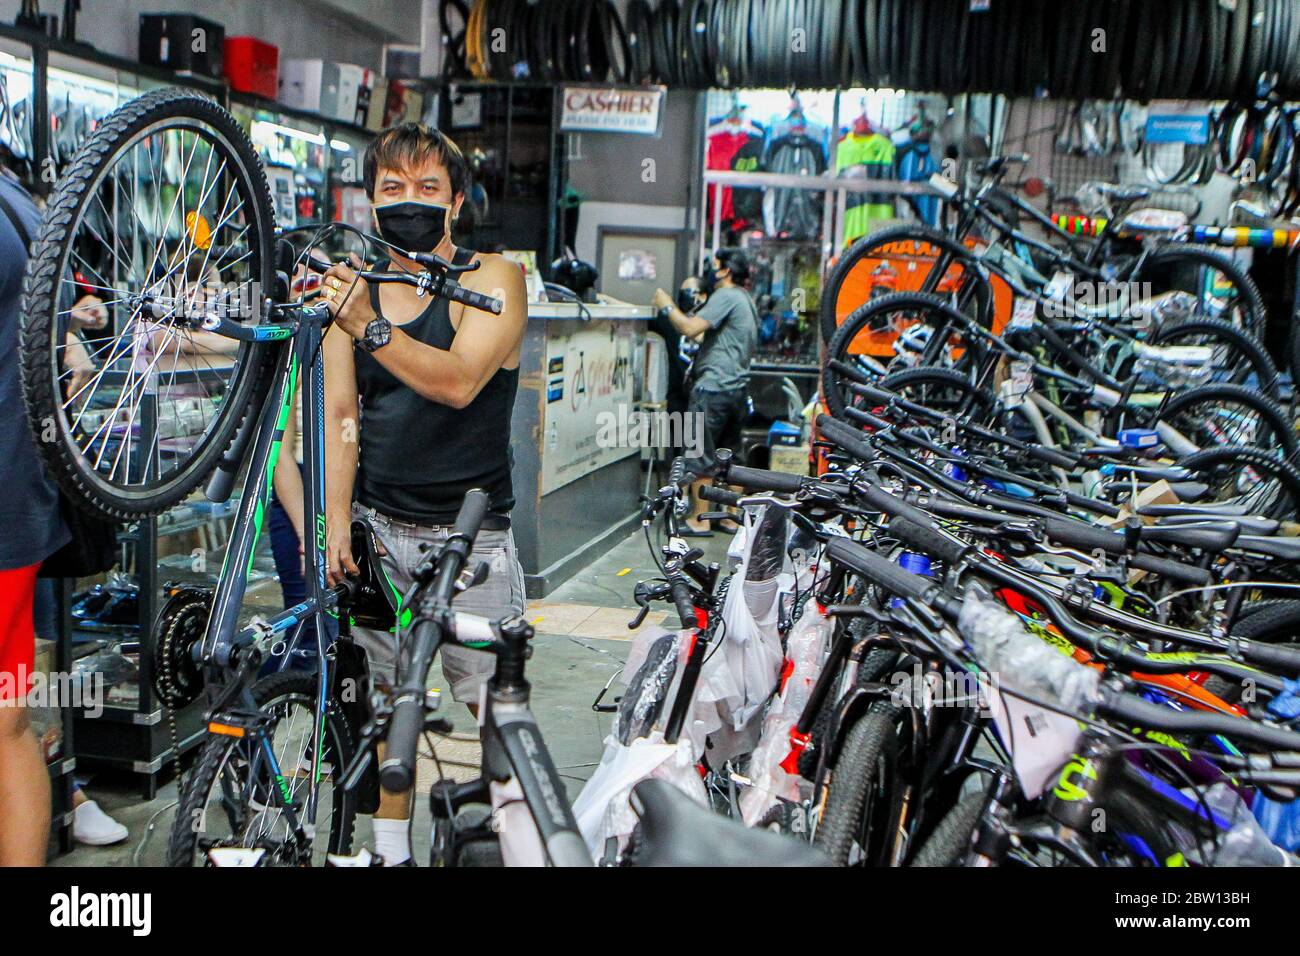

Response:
(318, 124), (528, 865)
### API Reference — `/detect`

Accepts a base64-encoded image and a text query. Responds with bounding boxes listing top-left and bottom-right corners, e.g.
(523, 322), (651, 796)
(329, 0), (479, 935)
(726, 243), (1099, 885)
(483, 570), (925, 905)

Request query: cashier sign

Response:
(560, 86), (666, 136)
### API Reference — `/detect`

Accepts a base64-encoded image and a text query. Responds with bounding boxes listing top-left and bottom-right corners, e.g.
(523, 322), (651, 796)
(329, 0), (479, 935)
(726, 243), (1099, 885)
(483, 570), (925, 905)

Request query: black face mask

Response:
(676, 287), (702, 313)
(699, 267), (723, 295)
(372, 201), (451, 254)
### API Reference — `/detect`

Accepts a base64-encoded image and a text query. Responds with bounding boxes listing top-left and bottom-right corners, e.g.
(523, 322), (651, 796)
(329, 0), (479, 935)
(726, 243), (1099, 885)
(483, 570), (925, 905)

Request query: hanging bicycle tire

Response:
(19, 87), (278, 520)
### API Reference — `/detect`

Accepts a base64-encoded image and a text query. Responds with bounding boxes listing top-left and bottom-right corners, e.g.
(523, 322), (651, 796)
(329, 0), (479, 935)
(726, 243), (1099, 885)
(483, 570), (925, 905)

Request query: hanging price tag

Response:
(1008, 297), (1037, 330)
(1044, 271), (1074, 302)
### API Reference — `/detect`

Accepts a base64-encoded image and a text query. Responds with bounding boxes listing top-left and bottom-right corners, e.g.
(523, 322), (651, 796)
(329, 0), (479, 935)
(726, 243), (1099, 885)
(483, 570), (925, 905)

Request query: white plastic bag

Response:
(571, 731), (707, 859)
(739, 605), (832, 825)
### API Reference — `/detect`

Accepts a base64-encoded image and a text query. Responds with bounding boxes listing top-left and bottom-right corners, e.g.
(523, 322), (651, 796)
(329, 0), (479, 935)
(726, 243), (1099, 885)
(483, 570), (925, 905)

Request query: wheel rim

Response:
(190, 691), (342, 865)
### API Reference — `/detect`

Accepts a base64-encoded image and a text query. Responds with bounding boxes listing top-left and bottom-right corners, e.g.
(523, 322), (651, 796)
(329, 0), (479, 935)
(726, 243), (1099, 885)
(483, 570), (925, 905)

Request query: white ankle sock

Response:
(373, 817), (412, 866)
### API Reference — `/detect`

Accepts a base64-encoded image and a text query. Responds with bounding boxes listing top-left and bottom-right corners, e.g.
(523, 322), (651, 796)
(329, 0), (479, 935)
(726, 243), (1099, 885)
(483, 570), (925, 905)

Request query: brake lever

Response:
(410, 250), (481, 276)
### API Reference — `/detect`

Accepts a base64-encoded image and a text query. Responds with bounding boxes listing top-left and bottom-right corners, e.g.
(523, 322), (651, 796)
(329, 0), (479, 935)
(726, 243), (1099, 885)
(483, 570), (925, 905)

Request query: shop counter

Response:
(510, 301), (655, 596)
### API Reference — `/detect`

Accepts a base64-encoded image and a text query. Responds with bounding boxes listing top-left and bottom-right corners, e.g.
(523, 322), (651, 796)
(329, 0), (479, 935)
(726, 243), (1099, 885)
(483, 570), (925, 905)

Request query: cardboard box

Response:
(770, 444), (811, 477)
(280, 58), (338, 114)
(366, 76), (390, 132)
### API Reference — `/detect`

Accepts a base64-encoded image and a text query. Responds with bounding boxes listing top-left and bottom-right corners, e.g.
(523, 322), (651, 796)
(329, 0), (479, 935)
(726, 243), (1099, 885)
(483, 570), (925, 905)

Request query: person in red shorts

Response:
(0, 168), (70, 865)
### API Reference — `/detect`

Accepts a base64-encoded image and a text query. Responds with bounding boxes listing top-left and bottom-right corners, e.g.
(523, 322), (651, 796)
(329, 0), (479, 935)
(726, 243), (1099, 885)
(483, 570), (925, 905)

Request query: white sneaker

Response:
(73, 800), (129, 846)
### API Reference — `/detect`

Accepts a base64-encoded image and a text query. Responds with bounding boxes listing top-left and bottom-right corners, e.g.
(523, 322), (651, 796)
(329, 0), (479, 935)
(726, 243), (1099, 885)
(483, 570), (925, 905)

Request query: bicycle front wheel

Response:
(20, 87), (278, 520)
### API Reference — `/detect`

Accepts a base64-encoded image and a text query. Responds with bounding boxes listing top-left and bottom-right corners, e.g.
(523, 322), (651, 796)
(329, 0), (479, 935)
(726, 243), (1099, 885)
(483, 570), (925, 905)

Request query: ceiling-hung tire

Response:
(1240, 0), (1267, 98)
(626, 0), (653, 83)
(1169, 0), (1201, 98)
(1222, 0), (1253, 98)
(19, 87), (277, 520)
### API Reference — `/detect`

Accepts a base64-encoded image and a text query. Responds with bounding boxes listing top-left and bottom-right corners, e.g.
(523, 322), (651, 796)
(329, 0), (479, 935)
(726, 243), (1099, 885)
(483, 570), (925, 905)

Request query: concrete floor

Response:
(52, 525), (736, 867)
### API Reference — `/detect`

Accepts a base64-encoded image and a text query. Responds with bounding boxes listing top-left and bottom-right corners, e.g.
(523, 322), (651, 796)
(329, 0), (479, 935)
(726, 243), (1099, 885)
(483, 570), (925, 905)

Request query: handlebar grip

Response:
(825, 537), (952, 612)
(724, 464), (804, 494)
(1237, 639), (1300, 677)
(446, 281), (503, 315)
(817, 414), (877, 463)
(1040, 516), (1212, 585)
(1025, 444), (1080, 470)
(1127, 552), (1213, 586)
(1040, 515), (1122, 554)
(379, 694), (423, 794)
(453, 489), (491, 542)
(698, 485), (742, 507)
(889, 517), (971, 566)
(306, 253), (333, 274)
(668, 573), (697, 629)
(856, 483), (939, 528)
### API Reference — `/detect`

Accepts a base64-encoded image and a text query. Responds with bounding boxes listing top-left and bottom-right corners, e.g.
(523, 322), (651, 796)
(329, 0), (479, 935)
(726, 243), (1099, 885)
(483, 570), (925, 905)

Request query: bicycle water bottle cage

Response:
(347, 518), (402, 632)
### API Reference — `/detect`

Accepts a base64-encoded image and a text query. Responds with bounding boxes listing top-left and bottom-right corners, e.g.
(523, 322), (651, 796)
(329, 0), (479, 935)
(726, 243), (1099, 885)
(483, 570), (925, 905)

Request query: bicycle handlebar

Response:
(380, 489), (491, 794)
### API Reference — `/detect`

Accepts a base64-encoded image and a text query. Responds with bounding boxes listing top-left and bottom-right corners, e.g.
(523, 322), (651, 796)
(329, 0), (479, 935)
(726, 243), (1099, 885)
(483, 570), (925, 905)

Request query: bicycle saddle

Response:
(1114, 207), (1189, 237)
(1096, 183), (1151, 203)
(345, 518), (401, 632)
(629, 780), (831, 867)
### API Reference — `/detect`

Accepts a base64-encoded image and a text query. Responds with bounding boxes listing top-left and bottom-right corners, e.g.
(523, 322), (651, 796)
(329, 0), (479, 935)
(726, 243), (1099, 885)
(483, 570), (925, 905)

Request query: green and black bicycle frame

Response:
(190, 283), (347, 841)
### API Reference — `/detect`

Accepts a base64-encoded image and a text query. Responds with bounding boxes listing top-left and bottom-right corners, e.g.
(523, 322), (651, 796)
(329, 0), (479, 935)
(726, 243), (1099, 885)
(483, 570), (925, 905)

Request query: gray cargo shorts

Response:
(350, 503), (527, 703)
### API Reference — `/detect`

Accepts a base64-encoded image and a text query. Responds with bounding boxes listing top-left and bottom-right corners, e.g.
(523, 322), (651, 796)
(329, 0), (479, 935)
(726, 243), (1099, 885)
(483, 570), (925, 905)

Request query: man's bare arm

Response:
(366, 256), (528, 409)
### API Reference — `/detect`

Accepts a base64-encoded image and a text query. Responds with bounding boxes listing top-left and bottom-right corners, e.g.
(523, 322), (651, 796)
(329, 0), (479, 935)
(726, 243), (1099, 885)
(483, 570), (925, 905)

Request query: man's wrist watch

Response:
(358, 316), (392, 353)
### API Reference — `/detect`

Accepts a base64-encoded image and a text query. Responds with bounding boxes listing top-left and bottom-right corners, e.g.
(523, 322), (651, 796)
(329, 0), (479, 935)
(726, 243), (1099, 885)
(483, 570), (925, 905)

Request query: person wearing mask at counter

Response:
(651, 248), (758, 534)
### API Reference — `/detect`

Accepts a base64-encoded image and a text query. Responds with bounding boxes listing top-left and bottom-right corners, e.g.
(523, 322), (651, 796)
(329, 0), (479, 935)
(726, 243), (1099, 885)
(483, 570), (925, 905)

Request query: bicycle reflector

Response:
(185, 211), (213, 250)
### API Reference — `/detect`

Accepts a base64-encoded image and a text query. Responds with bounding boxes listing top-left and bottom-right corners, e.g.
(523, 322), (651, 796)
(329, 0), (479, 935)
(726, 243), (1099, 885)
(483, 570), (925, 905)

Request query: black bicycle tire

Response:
(1148, 316), (1281, 398)
(1097, 0), (1129, 98)
(822, 292), (991, 420)
(812, 705), (903, 867)
(1176, 443), (1300, 521)
(1165, 0), (1194, 99)
(1159, 382), (1299, 460)
(1222, 0), (1252, 96)
(1136, 243), (1268, 341)
(1241, 0), (1267, 97)
(20, 87), (277, 521)
(862, 0), (881, 86)
(166, 670), (358, 867)
(819, 223), (995, 346)
(909, 785), (987, 866)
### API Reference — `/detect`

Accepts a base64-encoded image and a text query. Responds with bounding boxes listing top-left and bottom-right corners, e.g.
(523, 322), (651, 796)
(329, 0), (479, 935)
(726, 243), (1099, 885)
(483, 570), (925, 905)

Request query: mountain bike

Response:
(16, 87), (503, 866)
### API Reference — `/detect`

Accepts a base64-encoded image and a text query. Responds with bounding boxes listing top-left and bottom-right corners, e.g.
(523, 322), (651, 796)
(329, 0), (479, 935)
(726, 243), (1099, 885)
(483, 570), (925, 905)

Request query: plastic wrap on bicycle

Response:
(957, 588), (1099, 710)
